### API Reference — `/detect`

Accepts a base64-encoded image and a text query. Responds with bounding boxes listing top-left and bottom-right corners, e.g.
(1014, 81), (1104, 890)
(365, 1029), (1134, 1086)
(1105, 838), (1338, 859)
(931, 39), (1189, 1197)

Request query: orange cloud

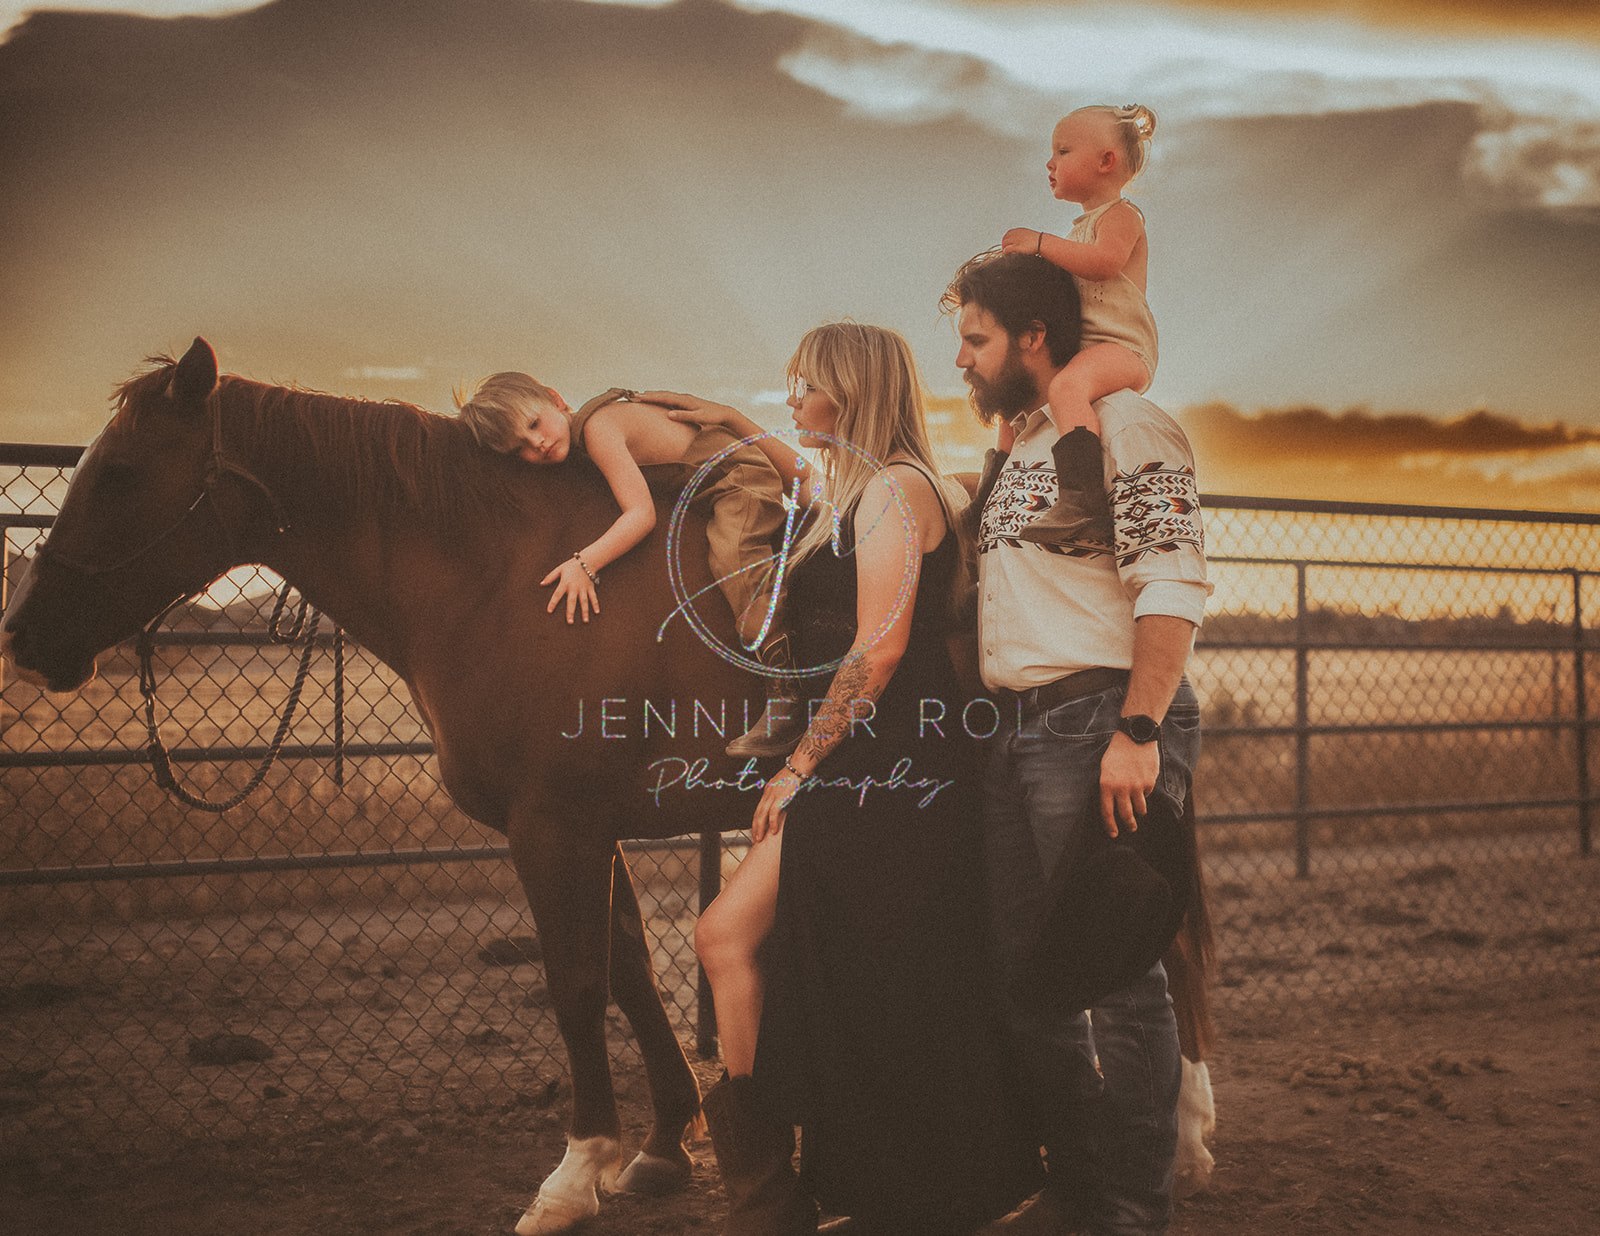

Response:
(1156, 0), (1600, 38)
(1182, 402), (1600, 512)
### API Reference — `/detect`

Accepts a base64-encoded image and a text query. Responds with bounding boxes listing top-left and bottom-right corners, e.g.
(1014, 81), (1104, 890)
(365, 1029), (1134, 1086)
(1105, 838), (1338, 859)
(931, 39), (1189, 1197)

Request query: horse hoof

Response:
(615, 1148), (693, 1196)
(514, 1192), (593, 1236)
(515, 1134), (622, 1235)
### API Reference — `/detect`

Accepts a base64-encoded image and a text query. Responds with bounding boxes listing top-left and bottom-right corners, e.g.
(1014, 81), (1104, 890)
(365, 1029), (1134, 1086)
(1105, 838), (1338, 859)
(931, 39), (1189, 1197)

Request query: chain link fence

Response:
(3, 444), (1597, 1150)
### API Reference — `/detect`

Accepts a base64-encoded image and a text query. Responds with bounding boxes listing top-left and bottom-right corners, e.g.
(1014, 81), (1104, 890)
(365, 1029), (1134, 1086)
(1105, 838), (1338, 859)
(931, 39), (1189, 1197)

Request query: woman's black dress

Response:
(752, 482), (1043, 1234)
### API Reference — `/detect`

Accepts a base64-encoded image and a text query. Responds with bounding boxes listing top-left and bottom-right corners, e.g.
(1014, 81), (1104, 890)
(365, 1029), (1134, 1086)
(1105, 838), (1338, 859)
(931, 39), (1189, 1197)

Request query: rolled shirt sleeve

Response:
(1102, 400), (1213, 628)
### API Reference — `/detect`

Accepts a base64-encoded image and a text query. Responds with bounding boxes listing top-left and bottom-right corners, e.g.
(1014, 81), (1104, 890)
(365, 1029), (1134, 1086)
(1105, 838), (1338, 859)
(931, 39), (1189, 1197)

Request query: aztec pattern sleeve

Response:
(1105, 410), (1212, 626)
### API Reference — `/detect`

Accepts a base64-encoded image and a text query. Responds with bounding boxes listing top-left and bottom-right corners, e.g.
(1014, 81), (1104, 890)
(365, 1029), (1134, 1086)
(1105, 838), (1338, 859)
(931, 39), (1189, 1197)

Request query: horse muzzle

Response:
(1, 566), (101, 693)
(0, 620), (98, 693)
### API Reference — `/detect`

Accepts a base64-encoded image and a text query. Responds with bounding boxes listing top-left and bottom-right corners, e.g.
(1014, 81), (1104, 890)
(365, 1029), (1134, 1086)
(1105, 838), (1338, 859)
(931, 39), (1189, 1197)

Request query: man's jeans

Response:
(984, 679), (1201, 1236)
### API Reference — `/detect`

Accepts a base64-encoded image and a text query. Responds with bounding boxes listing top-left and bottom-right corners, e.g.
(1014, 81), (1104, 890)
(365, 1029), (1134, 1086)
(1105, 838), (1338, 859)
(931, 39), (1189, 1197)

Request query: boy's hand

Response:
(542, 558), (600, 624)
(635, 390), (734, 428)
(1001, 227), (1042, 255)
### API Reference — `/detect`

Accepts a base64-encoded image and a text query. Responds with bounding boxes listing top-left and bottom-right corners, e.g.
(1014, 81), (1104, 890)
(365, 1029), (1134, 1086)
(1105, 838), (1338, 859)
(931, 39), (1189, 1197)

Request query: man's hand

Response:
(542, 558), (599, 624)
(997, 414), (1018, 453)
(1100, 731), (1158, 837)
(1001, 227), (1042, 255)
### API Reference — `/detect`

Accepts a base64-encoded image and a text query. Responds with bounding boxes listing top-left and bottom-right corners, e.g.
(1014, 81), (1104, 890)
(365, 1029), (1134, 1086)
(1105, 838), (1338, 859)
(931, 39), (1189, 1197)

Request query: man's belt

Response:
(996, 667), (1130, 723)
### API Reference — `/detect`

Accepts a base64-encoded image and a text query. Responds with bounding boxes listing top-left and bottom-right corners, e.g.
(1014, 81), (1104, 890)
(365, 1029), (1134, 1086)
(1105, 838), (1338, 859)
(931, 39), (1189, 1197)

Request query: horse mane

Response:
(114, 356), (556, 537)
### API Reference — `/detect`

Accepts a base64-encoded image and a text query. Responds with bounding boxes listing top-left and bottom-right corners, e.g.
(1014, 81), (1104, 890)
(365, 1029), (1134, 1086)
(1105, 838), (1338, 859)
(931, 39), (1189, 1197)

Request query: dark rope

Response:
(140, 581), (323, 813)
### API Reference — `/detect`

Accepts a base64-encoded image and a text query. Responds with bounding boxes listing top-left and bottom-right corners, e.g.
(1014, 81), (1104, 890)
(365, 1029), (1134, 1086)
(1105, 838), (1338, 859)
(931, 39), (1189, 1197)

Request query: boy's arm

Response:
(539, 413), (656, 624)
(1001, 201), (1143, 281)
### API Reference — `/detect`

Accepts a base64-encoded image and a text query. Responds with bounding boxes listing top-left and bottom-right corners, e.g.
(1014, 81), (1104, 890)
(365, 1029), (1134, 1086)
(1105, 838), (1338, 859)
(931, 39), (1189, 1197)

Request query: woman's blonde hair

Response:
(1072, 103), (1158, 179)
(454, 371), (562, 453)
(786, 322), (972, 610)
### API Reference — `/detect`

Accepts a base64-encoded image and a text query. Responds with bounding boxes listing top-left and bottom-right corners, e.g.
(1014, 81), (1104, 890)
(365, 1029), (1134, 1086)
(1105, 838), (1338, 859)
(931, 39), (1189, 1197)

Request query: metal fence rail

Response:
(3, 441), (1597, 1149)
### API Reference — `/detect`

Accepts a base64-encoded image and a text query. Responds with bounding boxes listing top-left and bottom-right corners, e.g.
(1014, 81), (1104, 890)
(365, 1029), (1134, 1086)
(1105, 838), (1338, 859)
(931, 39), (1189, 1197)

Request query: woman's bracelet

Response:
(783, 756), (806, 781)
(572, 552), (599, 585)
(1034, 230), (1044, 255)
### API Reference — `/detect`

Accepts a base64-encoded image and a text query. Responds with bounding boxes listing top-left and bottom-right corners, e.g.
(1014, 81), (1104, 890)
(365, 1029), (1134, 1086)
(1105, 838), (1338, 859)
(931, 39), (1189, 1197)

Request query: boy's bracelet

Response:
(572, 553), (599, 585)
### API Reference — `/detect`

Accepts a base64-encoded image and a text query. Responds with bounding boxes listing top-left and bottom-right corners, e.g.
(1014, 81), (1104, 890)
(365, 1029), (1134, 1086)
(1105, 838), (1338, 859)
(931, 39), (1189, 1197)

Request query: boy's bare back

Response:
(582, 398), (702, 465)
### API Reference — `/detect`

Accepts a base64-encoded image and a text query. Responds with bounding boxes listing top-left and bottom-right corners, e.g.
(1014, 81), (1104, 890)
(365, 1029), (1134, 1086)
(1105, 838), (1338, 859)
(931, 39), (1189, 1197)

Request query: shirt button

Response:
(985, 647), (995, 656)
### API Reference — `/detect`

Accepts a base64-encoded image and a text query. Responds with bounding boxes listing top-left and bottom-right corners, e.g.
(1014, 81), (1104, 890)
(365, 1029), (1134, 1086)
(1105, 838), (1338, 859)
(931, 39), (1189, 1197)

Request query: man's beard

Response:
(964, 341), (1039, 421)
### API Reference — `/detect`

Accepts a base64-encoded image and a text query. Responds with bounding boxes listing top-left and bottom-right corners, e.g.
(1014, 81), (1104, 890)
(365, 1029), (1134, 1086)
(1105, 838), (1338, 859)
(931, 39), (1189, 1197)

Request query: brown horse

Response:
(2, 338), (1215, 1230)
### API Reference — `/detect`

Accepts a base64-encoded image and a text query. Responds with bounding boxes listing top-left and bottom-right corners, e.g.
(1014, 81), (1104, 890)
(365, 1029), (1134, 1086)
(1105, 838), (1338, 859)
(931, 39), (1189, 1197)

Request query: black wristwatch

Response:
(1117, 714), (1162, 744)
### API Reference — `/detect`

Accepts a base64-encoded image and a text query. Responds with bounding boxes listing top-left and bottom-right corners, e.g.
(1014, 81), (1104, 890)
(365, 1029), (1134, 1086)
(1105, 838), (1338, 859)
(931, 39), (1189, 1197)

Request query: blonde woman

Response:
(642, 322), (1040, 1235)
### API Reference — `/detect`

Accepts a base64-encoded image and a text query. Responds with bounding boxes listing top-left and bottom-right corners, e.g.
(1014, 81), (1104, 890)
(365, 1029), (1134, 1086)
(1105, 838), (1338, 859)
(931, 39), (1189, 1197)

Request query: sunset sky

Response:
(2, 0), (1597, 509)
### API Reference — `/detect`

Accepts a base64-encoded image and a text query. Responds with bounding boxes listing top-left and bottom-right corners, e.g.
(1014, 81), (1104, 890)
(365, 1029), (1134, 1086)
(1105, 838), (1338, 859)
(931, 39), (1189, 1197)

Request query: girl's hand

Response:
(541, 557), (600, 624)
(635, 390), (736, 429)
(1001, 227), (1042, 255)
(750, 765), (803, 842)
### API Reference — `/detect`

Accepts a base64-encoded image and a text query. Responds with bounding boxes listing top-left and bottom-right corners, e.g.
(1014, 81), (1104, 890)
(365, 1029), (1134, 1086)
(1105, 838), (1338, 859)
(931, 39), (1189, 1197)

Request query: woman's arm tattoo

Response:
(794, 649), (884, 769)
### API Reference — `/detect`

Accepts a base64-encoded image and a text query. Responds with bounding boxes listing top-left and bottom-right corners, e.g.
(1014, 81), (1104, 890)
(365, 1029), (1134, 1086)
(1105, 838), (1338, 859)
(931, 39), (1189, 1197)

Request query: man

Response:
(945, 251), (1210, 1236)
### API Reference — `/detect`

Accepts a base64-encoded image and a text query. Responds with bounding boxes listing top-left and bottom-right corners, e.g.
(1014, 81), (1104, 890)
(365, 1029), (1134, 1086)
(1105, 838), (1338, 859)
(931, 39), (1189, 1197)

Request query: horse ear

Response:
(168, 337), (219, 408)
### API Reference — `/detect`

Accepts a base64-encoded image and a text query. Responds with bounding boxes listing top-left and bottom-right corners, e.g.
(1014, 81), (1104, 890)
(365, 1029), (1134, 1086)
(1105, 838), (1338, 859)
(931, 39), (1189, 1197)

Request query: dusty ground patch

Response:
(3, 981), (1596, 1236)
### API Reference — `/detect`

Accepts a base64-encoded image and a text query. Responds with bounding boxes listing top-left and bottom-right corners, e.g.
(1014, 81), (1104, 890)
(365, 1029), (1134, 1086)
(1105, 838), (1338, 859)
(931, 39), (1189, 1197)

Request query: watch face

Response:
(1121, 714), (1160, 743)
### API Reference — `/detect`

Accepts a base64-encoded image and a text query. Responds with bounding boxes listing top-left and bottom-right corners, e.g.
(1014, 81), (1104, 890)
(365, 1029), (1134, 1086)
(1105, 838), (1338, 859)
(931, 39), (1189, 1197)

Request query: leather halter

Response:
(36, 387), (290, 583)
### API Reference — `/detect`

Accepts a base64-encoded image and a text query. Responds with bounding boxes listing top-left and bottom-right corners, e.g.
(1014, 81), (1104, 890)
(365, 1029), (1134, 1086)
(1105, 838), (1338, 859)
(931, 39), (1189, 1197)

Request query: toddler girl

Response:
(1001, 103), (1157, 546)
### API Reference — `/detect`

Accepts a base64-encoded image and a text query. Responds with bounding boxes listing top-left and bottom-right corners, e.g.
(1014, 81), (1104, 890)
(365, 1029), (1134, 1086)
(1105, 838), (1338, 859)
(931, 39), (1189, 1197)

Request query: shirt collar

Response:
(1012, 405), (1051, 439)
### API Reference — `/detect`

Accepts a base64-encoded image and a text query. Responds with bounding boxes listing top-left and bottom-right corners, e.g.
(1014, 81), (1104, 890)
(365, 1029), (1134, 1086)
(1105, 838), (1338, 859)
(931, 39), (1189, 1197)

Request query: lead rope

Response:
(139, 581), (324, 813)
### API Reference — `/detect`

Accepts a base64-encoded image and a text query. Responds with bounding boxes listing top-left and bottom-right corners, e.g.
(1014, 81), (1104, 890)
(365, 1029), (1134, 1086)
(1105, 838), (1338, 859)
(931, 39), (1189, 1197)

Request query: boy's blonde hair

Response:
(1071, 103), (1157, 179)
(786, 322), (971, 609)
(455, 371), (562, 453)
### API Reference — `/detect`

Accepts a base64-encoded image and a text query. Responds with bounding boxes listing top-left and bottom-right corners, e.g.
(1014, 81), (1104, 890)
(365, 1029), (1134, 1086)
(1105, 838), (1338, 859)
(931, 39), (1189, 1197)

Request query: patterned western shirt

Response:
(977, 389), (1212, 691)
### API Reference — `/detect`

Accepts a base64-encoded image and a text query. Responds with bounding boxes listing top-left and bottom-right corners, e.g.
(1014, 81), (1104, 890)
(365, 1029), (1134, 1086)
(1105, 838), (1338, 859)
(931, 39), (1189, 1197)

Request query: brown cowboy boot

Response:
(702, 1072), (819, 1236)
(726, 633), (807, 759)
(1017, 428), (1113, 549)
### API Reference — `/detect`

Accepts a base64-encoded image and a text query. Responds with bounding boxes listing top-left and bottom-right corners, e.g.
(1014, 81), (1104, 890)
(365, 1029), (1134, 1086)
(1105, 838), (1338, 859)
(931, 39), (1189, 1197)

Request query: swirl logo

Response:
(657, 429), (921, 679)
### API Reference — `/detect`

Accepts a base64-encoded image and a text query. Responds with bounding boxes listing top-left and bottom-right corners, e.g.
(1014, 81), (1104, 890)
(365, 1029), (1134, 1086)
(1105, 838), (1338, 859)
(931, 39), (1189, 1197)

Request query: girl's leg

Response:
(1023, 344), (1150, 548)
(1044, 343), (1151, 435)
(694, 828), (784, 1077)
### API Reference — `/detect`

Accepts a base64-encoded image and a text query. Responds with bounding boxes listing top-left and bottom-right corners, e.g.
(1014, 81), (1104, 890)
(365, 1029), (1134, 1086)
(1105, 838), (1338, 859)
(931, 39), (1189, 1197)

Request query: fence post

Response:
(695, 828), (721, 1058)
(1295, 561), (1311, 878)
(1574, 571), (1591, 858)
(0, 527), (8, 713)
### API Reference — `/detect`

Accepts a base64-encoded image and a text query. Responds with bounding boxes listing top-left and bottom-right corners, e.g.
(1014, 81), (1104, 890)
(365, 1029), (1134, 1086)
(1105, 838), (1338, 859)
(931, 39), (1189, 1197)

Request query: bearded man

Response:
(945, 251), (1211, 1236)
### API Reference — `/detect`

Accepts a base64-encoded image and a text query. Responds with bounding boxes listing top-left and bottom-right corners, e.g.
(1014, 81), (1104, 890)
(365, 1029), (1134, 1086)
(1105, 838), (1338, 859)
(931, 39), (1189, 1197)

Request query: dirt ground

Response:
(3, 979), (1595, 1236)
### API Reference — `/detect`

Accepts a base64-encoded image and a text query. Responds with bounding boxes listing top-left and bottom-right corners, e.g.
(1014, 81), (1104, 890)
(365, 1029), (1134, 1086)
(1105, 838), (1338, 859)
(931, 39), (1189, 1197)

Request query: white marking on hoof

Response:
(1174, 1058), (1216, 1198)
(515, 1134), (623, 1235)
(615, 1148), (692, 1196)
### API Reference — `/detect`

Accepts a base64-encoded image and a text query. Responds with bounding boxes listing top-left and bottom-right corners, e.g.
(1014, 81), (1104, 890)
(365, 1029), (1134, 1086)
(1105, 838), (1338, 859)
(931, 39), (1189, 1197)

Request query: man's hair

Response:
(454, 371), (561, 454)
(940, 250), (1082, 367)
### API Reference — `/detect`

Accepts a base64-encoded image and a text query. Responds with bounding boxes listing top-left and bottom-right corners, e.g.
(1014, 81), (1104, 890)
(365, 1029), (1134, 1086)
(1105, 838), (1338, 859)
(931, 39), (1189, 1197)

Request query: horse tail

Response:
(1167, 790), (1216, 1063)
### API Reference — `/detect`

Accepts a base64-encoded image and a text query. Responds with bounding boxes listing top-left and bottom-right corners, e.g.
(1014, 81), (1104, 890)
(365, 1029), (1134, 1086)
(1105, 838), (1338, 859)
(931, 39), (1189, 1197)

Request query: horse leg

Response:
(508, 818), (623, 1236)
(607, 844), (703, 1196)
(1174, 1056), (1216, 1198)
(1167, 848), (1219, 1198)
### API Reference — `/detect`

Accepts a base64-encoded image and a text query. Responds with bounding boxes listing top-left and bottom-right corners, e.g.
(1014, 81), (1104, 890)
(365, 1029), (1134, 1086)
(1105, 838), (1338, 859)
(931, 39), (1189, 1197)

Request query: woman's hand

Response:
(542, 557), (599, 624)
(750, 765), (803, 843)
(1001, 227), (1043, 256)
(635, 390), (738, 430)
